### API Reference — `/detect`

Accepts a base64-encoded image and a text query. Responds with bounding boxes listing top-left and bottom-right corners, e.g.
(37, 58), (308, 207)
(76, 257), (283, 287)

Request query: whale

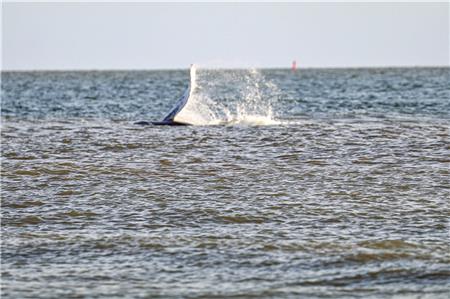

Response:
(134, 85), (190, 126)
(135, 65), (195, 126)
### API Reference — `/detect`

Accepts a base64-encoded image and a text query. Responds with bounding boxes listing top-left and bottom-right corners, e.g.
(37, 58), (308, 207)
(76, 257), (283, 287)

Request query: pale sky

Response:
(2, 2), (449, 70)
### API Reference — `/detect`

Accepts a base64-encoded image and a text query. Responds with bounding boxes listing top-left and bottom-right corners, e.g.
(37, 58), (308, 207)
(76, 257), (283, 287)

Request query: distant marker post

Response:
(292, 60), (297, 72)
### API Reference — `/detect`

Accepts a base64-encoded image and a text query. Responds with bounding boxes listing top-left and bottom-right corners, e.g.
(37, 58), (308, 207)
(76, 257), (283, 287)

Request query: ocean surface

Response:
(1, 67), (450, 298)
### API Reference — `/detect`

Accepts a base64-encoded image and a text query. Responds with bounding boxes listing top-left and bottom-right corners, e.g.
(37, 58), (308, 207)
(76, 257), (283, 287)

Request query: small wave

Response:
(60, 210), (99, 218)
(13, 169), (41, 176)
(3, 152), (37, 160)
(358, 239), (420, 250)
(56, 190), (81, 196)
(16, 215), (44, 226)
(220, 215), (266, 224)
(6, 200), (45, 209)
(347, 251), (412, 262)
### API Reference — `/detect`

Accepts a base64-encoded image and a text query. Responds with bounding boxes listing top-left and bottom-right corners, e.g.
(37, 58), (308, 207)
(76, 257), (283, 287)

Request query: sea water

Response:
(1, 67), (449, 298)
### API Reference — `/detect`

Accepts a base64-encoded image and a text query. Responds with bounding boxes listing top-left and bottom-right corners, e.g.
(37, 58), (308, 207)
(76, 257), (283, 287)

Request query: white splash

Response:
(175, 65), (280, 126)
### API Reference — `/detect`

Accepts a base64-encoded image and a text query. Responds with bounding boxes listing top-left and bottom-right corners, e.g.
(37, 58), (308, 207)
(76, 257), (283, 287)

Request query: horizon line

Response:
(2, 65), (449, 72)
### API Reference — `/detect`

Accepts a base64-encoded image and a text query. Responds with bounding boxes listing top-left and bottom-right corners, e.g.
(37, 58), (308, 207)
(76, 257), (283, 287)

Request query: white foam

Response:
(175, 65), (281, 126)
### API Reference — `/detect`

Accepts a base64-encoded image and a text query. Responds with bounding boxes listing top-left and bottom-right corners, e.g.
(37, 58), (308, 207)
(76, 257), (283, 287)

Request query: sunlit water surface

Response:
(1, 68), (450, 298)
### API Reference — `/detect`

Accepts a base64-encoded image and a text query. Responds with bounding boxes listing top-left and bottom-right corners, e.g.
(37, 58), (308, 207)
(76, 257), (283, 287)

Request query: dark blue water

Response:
(1, 67), (449, 298)
(2, 68), (449, 121)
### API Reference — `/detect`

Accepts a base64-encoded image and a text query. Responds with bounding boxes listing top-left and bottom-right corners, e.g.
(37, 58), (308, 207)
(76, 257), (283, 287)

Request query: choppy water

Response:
(1, 67), (450, 298)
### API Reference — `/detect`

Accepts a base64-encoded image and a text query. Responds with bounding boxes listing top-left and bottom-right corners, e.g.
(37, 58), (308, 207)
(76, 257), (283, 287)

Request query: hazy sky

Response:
(2, 2), (449, 70)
